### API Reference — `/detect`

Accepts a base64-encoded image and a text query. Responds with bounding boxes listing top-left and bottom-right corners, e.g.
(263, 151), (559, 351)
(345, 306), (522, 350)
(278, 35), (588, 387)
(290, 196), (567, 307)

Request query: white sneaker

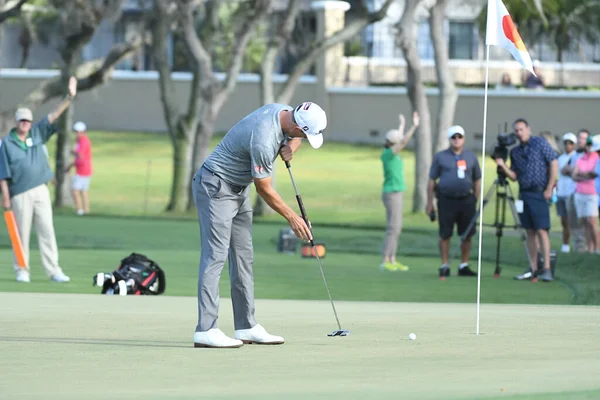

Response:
(76, 209), (84, 216)
(235, 324), (285, 345)
(16, 270), (30, 283)
(51, 272), (70, 283)
(193, 328), (243, 348)
(561, 244), (570, 253)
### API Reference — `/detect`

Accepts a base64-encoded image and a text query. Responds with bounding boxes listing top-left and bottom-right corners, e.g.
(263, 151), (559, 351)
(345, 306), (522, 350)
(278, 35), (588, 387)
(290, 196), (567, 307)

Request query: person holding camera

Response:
(495, 118), (558, 282)
(427, 125), (481, 280)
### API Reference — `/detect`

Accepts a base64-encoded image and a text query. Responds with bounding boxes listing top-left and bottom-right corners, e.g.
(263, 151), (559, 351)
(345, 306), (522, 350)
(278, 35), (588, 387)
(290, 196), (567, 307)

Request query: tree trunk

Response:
(396, 0), (432, 213)
(54, 102), (74, 208)
(166, 126), (194, 212)
(187, 107), (217, 211)
(429, 0), (457, 153)
(253, 48), (279, 216)
(53, 65), (76, 208)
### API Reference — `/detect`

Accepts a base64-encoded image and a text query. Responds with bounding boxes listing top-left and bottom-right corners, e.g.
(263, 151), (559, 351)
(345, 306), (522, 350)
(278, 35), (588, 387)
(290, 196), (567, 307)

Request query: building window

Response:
(417, 20), (434, 60)
(448, 21), (475, 59)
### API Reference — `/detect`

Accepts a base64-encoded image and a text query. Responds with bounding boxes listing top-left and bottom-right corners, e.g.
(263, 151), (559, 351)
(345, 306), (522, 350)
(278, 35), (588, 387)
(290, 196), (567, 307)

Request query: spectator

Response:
(0, 77), (77, 283)
(594, 135), (600, 225)
(379, 111), (419, 272)
(556, 132), (577, 253)
(427, 125), (481, 280)
(65, 121), (93, 215)
(496, 73), (516, 90)
(495, 118), (558, 282)
(572, 136), (600, 253)
(563, 129), (591, 252)
(524, 60), (545, 89)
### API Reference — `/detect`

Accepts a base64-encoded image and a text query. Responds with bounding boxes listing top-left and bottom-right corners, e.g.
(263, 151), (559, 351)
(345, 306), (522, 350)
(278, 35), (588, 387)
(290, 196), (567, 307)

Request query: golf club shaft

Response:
(285, 160), (342, 330)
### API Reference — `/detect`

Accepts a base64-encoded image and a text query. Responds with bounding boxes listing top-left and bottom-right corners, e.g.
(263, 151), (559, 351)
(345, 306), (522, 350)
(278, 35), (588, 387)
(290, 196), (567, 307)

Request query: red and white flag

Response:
(486, 0), (535, 75)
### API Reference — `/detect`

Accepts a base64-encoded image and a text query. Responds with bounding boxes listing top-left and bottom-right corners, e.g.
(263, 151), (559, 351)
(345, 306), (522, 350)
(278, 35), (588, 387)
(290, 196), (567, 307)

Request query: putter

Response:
(285, 161), (350, 337)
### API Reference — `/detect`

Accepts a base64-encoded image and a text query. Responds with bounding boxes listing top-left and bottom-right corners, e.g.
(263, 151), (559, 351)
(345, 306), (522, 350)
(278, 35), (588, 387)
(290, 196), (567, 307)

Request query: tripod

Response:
(460, 168), (533, 277)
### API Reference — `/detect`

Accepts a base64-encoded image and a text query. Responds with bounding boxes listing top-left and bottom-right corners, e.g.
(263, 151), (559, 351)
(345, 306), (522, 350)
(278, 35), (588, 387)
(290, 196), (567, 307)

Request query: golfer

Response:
(192, 102), (327, 348)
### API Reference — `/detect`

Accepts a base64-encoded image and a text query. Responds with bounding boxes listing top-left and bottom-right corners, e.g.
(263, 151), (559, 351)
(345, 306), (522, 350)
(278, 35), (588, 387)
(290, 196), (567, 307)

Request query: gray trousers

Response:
(193, 167), (257, 332)
(382, 192), (404, 259)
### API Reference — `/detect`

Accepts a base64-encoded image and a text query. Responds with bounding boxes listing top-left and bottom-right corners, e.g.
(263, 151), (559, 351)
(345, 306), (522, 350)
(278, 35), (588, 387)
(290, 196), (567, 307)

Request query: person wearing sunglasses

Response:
(427, 125), (482, 280)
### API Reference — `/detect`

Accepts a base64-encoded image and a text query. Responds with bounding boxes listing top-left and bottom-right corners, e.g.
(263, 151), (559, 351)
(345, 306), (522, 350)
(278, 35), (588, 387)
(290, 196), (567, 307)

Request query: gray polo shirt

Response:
(202, 103), (291, 188)
(429, 148), (481, 197)
(0, 117), (56, 197)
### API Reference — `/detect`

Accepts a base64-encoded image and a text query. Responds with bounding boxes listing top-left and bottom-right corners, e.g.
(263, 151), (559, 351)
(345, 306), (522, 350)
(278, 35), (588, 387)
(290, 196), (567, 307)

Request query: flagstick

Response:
(476, 45), (491, 336)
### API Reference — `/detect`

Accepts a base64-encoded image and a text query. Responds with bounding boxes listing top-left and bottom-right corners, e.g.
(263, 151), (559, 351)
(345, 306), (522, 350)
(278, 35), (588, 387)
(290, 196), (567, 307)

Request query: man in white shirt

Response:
(556, 133), (577, 252)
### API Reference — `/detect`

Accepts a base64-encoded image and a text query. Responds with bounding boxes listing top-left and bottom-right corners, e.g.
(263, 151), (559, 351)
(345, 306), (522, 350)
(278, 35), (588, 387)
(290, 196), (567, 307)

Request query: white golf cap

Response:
(15, 108), (33, 122)
(562, 132), (577, 143)
(447, 125), (465, 138)
(73, 121), (87, 132)
(385, 129), (402, 144)
(293, 102), (327, 149)
(590, 135), (600, 152)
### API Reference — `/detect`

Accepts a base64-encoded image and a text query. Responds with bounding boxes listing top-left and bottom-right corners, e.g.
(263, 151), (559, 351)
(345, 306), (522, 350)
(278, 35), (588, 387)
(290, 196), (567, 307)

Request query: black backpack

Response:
(93, 253), (166, 296)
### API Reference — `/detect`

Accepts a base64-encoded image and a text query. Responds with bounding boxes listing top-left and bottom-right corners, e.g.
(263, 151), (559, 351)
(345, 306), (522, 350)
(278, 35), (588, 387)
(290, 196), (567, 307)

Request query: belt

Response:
(201, 165), (246, 194)
(520, 187), (544, 193)
(439, 193), (472, 200)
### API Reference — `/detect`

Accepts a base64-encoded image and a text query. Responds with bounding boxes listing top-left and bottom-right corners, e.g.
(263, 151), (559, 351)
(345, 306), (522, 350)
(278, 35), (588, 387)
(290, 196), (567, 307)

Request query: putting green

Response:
(1, 293), (598, 400)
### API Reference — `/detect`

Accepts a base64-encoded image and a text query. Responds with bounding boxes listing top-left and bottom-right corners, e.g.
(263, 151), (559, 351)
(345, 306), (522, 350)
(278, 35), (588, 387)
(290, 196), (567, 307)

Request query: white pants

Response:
(11, 184), (64, 277)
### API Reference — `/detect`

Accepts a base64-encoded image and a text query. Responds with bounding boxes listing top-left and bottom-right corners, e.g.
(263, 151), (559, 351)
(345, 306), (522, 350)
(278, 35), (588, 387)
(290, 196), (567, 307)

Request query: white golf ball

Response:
(408, 333), (416, 340)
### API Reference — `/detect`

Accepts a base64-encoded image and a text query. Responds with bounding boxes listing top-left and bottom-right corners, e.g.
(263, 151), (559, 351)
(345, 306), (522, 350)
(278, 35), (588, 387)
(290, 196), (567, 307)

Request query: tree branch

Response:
(152, 0), (180, 141)
(0, 0), (27, 23)
(219, 0), (271, 105)
(277, 0), (393, 102)
(77, 38), (142, 90)
(179, 1), (215, 89)
(260, 0), (301, 103)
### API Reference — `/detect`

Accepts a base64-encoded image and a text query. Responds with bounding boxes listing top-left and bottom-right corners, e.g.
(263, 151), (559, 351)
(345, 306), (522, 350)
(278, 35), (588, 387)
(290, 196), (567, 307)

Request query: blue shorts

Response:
(519, 191), (550, 231)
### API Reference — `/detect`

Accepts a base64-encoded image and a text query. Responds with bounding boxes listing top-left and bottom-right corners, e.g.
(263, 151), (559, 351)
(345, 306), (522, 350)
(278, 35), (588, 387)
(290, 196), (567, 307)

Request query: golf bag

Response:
(93, 253), (166, 296)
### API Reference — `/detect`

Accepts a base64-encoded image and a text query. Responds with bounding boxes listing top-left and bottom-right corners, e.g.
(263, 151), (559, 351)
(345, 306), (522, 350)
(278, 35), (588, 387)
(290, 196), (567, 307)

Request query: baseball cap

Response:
(447, 125), (465, 138)
(562, 132), (577, 143)
(293, 102), (327, 149)
(385, 129), (402, 144)
(15, 108), (33, 122)
(73, 121), (87, 132)
(589, 135), (600, 152)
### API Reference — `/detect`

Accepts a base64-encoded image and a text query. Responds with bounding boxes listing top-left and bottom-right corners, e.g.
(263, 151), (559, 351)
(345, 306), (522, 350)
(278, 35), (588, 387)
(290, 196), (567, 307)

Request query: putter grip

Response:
(295, 194), (315, 246)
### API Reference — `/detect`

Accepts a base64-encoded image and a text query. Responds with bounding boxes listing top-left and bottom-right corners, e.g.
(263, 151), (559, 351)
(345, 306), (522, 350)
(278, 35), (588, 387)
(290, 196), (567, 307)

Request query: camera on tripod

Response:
(490, 132), (518, 162)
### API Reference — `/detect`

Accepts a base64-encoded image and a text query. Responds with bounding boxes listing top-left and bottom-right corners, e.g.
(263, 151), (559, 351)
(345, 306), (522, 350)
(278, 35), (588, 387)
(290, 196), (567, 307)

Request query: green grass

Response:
(32, 131), (600, 304)
(0, 214), (591, 305)
(1, 294), (599, 400)
(45, 130), (533, 229)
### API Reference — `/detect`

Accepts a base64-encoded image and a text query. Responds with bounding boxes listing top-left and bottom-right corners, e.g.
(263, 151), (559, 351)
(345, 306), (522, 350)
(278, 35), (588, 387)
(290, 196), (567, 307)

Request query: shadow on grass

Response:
(0, 336), (190, 349)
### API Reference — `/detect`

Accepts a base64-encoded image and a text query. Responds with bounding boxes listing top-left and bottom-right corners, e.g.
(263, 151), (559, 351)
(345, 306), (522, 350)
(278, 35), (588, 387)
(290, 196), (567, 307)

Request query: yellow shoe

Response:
(393, 262), (409, 272)
(379, 262), (398, 272)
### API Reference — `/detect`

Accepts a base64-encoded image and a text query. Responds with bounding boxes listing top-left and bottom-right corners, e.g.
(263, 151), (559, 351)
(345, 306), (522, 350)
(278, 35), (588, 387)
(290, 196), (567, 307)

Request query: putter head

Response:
(327, 329), (350, 337)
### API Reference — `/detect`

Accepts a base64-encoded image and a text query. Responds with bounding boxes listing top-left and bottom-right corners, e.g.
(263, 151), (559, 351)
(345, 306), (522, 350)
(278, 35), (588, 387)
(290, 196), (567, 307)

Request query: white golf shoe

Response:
(235, 324), (285, 345)
(16, 270), (30, 283)
(193, 328), (243, 348)
(50, 272), (70, 283)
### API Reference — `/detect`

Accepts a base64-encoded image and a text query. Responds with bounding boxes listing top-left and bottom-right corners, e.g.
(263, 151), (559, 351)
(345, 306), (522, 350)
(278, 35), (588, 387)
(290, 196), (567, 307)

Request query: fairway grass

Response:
(1, 293), (599, 400)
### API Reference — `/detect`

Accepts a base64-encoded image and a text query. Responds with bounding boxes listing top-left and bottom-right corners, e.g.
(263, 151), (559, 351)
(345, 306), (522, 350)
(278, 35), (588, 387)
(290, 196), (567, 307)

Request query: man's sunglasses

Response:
(450, 135), (464, 140)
